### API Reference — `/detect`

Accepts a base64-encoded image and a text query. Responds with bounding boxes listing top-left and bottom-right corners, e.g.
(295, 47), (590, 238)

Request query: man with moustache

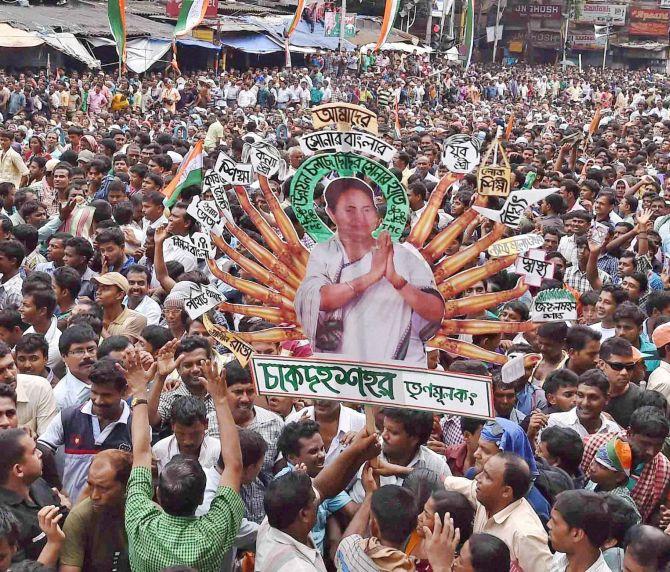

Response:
(59, 449), (132, 572)
(275, 420), (357, 555)
(580, 406), (670, 522)
(53, 325), (99, 411)
(124, 264), (161, 326)
(287, 400), (365, 465)
(444, 452), (553, 571)
(223, 360), (284, 524)
(39, 358), (132, 502)
(150, 336), (219, 434)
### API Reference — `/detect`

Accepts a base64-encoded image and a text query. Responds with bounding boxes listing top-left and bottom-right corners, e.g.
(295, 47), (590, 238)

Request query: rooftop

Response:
(0, 1), (176, 36)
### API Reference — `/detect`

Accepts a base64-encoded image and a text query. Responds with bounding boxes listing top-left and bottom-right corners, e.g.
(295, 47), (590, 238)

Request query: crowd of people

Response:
(0, 47), (670, 572)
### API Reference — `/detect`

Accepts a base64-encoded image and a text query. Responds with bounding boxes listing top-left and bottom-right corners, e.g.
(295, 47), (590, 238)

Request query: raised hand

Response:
(586, 231), (602, 255)
(426, 439), (448, 456)
(424, 513), (460, 572)
(58, 198), (76, 222)
(293, 462), (308, 475)
(156, 339), (180, 378)
(154, 225), (169, 245)
(361, 463), (379, 495)
(37, 506), (65, 545)
(115, 347), (150, 396)
(636, 208), (653, 233)
(351, 428), (382, 462)
(198, 359), (228, 402)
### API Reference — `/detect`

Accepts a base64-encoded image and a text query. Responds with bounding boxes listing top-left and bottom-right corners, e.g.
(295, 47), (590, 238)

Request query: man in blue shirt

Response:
(614, 303), (659, 373)
(275, 420), (357, 554)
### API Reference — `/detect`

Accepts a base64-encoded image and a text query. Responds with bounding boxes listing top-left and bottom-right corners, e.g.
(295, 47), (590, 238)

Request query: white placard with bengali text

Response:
(251, 355), (494, 419)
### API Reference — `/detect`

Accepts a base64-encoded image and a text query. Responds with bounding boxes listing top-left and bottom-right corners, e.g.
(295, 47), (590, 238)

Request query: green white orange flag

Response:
(163, 140), (204, 207)
(374, 0), (400, 51)
(107, 0), (127, 64)
(286, 0), (306, 37)
(175, 0), (209, 37)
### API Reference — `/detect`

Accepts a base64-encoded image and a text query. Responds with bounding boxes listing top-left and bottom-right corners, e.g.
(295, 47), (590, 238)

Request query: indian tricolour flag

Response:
(374, 0), (400, 51)
(163, 141), (204, 207)
(108, 0), (126, 64)
(174, 0), (209, 37)
(285, 0), (306, 38)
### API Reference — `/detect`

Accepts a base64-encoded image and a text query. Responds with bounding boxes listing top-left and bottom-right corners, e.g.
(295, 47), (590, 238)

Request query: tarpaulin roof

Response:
(39, 32), (100, 67)
(0, 22), (42, 47)
(248, 16), (355, 51)
(0, 2), (175, 37)
(218, 33), (282, 54)
(0, 23), (99, 67)
(87, 37), (171, 73)
(173, 37), (221, 50)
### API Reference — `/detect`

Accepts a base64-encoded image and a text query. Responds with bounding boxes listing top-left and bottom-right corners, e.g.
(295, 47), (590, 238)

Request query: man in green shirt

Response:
(123, 347), (244, 572)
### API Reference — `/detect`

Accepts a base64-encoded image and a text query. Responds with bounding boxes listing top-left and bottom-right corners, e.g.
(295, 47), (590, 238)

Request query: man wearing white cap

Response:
(648, 323), (670, 402)
(93, 272), (147, 341)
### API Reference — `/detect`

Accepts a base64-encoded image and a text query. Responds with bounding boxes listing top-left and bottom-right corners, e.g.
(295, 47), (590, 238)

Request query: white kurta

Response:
(295, 235), (441, 364)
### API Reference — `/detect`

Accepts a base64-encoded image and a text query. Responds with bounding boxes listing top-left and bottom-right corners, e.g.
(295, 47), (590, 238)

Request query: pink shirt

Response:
(87, 91), (108, 114)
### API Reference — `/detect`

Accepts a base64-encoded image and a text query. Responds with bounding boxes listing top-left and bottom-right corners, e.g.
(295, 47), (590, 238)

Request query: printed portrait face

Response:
(325, 178), (380, 243)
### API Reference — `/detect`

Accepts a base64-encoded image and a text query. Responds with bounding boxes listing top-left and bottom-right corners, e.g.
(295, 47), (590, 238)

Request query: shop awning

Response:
(174, 37), (221, 50)
(0, 22), (42, 47)
(39, 32), (99, 68)
(0, 23), (99, 66)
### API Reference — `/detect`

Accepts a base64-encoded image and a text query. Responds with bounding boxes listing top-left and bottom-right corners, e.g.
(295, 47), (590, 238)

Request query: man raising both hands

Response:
(121, 349), (244, 572)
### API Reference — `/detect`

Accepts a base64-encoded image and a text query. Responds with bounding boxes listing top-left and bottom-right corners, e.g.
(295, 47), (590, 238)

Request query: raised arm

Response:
(200, 360), (242, 491)
(634, 209), (652, 258)
(585, 238), (604, 291)
(147, 339), (181, 428)
(340, 464), (376, 540)
(120, 349), (153, 468)
(153, 226), (176, 294)
(313, 428), (381, 500)
(37, 506), (65, 568)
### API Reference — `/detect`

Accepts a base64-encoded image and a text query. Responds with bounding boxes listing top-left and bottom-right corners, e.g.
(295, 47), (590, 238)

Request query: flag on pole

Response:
(108, 0), (127, 64)
(375, 0), (400, 51)
(464, 0), (474, 69)
(162, 141), (204, 207)
(504, 113), (515, 141)
(171, 39), (181, 76)
(588, 106), (602, 136)
(284, 38), (292, 67)
(286, 0), (306, 37)
(391, 98), (401, 140)
(174, 0), (209, 37)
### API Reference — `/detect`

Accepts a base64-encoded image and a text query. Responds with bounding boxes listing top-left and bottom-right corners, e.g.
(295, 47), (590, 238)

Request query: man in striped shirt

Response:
(376, 80), (393, 110)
